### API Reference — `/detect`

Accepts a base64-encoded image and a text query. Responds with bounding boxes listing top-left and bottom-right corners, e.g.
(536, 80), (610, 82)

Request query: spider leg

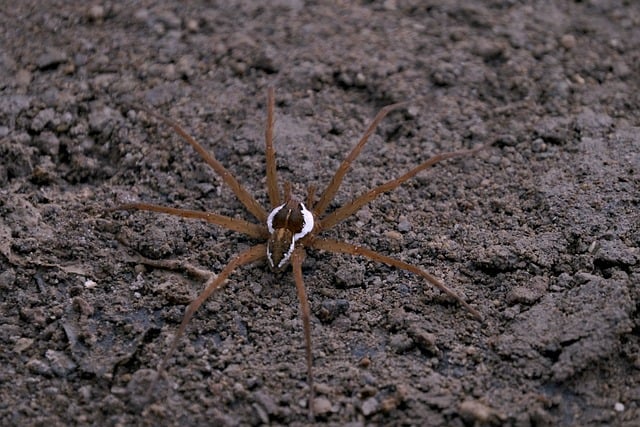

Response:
(147, 244), (267, 397)
(309, 237), (483, 321)
(283, 181), (293, 202)
(318, 142), (492, 231)
(138, 107), (268, 223)
(290, 247), (315, 419)
(265, 87), (281, 207)
(306, 184), (316, 208)
(313, 101), (410, 217)
(112, 202), (268, 239)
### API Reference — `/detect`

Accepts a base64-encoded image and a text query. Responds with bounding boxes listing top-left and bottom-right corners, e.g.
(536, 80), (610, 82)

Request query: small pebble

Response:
(88, 5), (105, 20)
(361, 396), (379, 416)
(384, 230), (403, 242)
(36, 49), (68, 70)
(459, 399), (505, 424)
(397, 216), (412, 232)
(45, 349), (77, 377)
(186, 19), (199, 32)
(380, 396), (399, 413)
(560, 34), (576, 49)
(31, 108), (55, 132)
(313, 396), (332, 415)
(358, 356), (371, 368)
(14, 337), (34, 353)
(72, 297), (94, 316)
(26, 358), (52, 376)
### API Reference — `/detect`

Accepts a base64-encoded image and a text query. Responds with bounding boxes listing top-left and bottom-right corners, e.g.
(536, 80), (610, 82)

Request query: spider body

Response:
(115, 88), (491, 418)
(266, 196), (314, 271)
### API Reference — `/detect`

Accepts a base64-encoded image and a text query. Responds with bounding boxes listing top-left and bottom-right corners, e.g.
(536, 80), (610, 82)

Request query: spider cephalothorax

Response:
(115, 88), (491, 418)
(266, 195), (315, 271)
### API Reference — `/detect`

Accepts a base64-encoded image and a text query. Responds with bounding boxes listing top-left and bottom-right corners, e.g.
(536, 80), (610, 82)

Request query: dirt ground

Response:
(1, 1), (639, 426)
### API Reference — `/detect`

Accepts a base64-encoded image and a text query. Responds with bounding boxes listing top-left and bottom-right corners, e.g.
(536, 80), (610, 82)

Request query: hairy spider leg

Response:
(265, 87), (280, 208)
(290, 247), (315, 419)
(309, 237), (483, 320)
(148, 244), (267, 396)
(140, 107), (268, 223)
(114, 202), (267, 239)
(312, 101), (410, 217)
(319, 142), (492, 231)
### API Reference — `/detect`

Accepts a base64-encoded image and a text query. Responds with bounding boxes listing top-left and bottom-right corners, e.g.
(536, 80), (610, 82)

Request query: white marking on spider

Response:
(294, 203), (314, 241)
(266, 202), (314, 242)
(266, 203), (285, 234)
(266, 237), (296, 270)
(277, 238), (295, 269)
(266, 202), (314, 269)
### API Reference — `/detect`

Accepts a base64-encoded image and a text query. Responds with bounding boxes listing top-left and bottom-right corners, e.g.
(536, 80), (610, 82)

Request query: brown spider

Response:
(115, 88), (488, 417)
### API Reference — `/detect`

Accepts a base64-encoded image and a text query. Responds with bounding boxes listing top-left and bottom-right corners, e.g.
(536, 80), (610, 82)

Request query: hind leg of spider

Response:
(290, 247), (315, 419)
(138, 244), (267, 399)
(111, 202), (267, 239)
(309, 237), (483, 321)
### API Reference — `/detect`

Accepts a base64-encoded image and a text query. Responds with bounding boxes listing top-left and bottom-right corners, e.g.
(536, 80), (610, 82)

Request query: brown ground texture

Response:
(1, 1), (639, 426)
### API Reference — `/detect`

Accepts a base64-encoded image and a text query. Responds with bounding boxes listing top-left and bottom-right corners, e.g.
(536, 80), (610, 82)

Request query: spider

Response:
(114, 88), (489, 417)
